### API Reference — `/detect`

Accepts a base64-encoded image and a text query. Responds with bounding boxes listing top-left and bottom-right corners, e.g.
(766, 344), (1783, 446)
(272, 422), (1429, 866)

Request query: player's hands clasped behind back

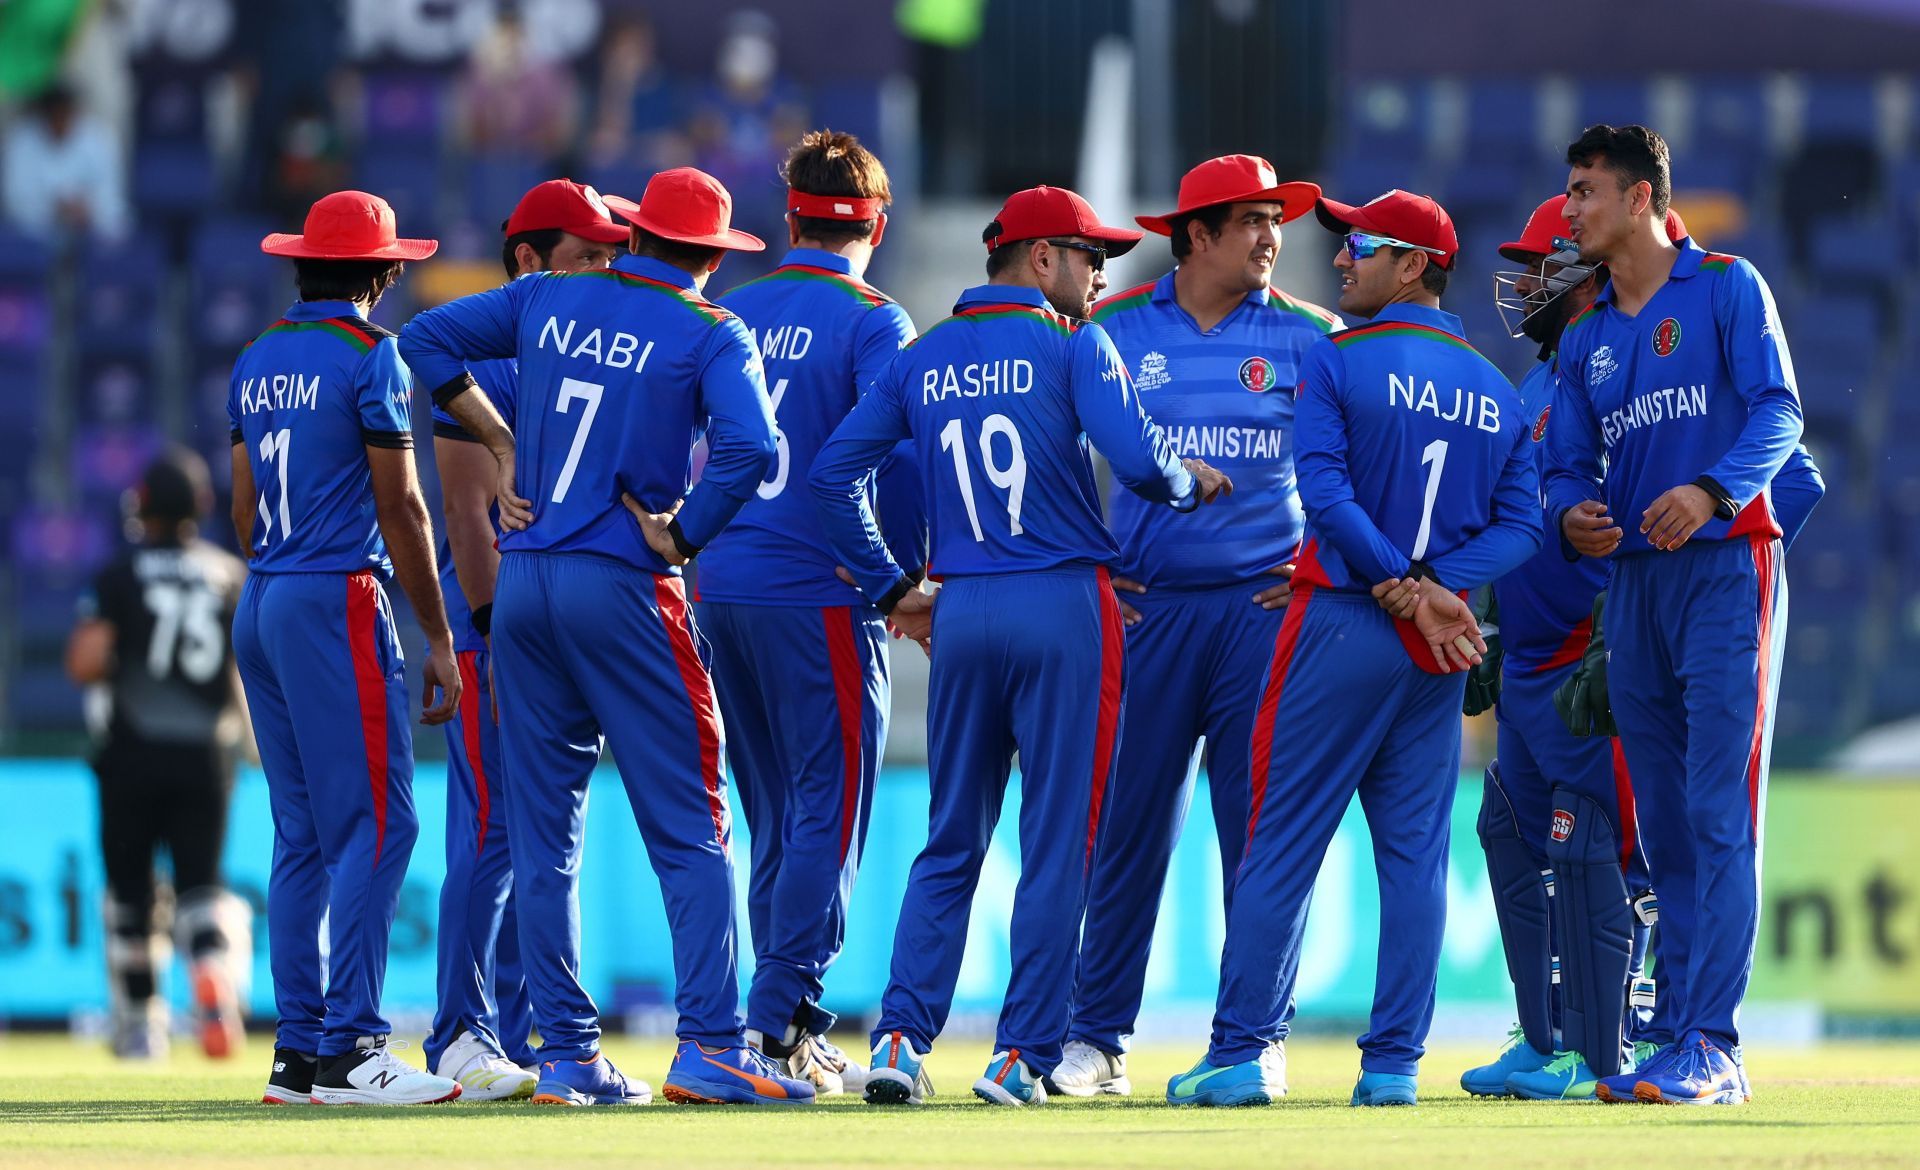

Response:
(887, 590), (935, 655)
(1412, 586), (1487, 673)
(494, 449), (534, 532)
(621, 493), (687, 566)
(1562, 499), (1623, 557)
(420, 638), (462, 726)
(1182, 458), (1233, 504)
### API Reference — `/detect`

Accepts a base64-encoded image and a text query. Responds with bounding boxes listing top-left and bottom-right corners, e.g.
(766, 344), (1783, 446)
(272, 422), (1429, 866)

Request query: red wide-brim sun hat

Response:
(611, 168), (766, 252)
(260, 190), (439, 261)
(1136, 154), (1321, 236)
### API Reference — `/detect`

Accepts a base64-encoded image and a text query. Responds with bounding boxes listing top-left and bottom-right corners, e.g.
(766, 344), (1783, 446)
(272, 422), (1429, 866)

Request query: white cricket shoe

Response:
(1046, 1040), (1131, 1097)
(310, 1037), (462, 1106)
(1260, 1039), (1290, 1097)
(433, 1030), (537, 1101)
(790, 1034), (868, 1096)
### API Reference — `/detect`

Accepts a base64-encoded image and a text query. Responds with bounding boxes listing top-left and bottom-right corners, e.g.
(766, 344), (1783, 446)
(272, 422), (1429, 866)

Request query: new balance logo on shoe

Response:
(370, 1070), (398, 1089)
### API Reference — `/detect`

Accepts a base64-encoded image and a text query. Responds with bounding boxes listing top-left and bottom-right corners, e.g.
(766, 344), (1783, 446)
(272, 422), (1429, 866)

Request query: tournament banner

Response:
(0, 762), (1914, 1023)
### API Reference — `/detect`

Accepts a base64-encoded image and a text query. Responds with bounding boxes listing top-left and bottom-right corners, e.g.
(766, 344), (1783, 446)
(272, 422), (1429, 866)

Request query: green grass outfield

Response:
(4, 1034), (1918, 1169)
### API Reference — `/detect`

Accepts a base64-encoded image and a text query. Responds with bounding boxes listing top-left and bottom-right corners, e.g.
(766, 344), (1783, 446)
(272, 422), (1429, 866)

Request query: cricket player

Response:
(1547, 125), (1802, 1105)
(66, 448), (252, 1062)
(234, 190), (520, 1106)
(1053, 155), (1339, 1098)
(1171, 190), (1542, 1108)
(400, 167), (814, 1108)
(423, 179), (631, 1101)
(699, 130), (921, 1095)
(811, 185), (1230, 1106)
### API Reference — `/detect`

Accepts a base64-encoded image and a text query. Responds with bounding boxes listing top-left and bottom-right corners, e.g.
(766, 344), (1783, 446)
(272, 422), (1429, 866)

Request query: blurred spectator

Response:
(2, 82), (131, 242)
(687, 10), (807, 267)
(234, 0), (347, 218)
(458, 11), (580, 168)
(271, 94), (349, 223)
(586, 16), (690, 170)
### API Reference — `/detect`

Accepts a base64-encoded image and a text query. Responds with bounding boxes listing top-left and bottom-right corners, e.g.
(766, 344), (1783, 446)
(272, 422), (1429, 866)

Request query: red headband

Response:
(787, 190), (885, 221)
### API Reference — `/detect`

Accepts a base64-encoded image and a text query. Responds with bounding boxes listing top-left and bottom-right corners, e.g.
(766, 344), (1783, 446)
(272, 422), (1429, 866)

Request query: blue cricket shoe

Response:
(973, 1050), (1047, 1107)
(1351, 1070), (1417, 1107)
(530, 1052), (653, 1106)
(1628, 1032), (1748, 1105)
(865, 1031), (935, 1105)
(1597, 1041), (1669, 1103)
(661, 1040), (815, 1107)
(1507, 1050), (1605, 1100)
(1461, 1027), (1554, 1097)
(1166, 1055), (1272, 1107)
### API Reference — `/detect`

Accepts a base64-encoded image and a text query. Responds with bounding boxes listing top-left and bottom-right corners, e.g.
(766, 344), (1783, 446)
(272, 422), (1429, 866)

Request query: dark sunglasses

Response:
(1044, 239), (1107, 271)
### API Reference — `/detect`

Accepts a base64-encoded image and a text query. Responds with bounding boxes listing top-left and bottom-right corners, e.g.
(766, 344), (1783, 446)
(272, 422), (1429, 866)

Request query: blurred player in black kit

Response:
(67, 447), (254, 1060)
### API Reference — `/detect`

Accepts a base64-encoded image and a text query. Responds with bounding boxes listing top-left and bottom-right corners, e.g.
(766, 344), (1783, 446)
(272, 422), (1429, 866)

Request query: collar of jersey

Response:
(613, 253), (697, 289)
(954, 284), (1047, 311)
(1150, 268), (1269, 313)
(1594, 236), (1706, 308)
(283, 299), (362, 322)
(1369, 301), (1466, 338)
(780, 247), (855, 275)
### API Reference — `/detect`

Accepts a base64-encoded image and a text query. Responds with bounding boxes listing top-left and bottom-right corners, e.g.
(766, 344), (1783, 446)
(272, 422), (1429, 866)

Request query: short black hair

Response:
(501, 226), (564, 279)
(982, 220), (1036, 278)
(1566, 123), (1672, 218)
(632, 227), (723, 274)
(1168, 203), (1236, 261)
(1387, 246), (1449, 297)
(293, 258), (405, 306)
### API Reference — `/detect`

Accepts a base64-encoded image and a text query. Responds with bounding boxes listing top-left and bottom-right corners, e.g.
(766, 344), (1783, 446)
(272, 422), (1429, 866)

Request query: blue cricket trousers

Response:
(233, 569), (418, 1057)
(492, 551), (743, 1060)
(426, 647), (535, 1069)
(1607, 535), (1785, 1050)
(1068, 581), (1284, 1057)
(1210, 586), (1463, 1074)
(698, 601), (889, 1039)
(872, 567), (1124, 1077)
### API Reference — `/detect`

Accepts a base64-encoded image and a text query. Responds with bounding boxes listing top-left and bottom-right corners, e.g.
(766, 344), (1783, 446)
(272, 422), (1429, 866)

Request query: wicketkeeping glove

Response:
(1461, 586), (1502, 717)
(1554, 591), (1616, 736)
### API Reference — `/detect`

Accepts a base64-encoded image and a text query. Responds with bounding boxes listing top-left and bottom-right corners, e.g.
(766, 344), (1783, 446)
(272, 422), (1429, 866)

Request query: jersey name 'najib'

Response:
(227, 300), (415, 575)
(1091, 271), (1338, 589)
(1293, 303), (1541, 594)
(1547, 239), (1804, 558)
(398, 254), (776, 576)
(431, 354), (519, 652)
(811, 284), (1194, 602)
(700, 248), (918, 605)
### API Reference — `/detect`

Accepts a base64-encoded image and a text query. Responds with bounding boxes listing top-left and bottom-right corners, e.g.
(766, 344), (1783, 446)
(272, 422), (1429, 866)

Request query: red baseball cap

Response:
(609, 167), (765, 252)
(1136, 155), (1321, 235)
(1315, 189), (1458, 270)
(505, 179), (634, 244)
(260, 190), (438, 261)
(985, 185), (1142, 258)
(1499, 195), (1690, 262)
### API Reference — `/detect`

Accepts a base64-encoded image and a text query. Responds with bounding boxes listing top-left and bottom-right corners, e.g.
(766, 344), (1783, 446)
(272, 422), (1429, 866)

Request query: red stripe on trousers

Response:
(1610, 737), (1636, 871)
(1746, 536), (1778, 832)
(457, 650), (491, 857)
(822, 606), (865, 865)
(1085, 567), (1125, 868)
(1533, 615), (1594, 674)
(1244, 584), (1313, 859)
(346, 572), (389, 863)
(654, 575), (728, 845)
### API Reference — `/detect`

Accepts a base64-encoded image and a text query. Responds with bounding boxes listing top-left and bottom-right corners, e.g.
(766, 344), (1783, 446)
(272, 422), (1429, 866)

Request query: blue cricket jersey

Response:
(810, 284), (1196, 603)
(1293, 303), (1541, 595)
(700, 248), (921, 606)
(1546, 240), (1804, 558)
(430, 356), (519, 652)
(398, 253), (777, 576)
(227, 300), (413, 575)
(1090, 271), (1340, 590)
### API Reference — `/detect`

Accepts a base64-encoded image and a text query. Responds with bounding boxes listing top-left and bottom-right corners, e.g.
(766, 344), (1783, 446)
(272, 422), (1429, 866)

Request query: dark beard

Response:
(1519, 292), (1573, 353)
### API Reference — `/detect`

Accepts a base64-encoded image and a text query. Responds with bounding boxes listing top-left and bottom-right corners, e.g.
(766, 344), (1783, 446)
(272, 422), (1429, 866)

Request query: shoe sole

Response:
(457, 1076), (541, 1102)
(971, 1077), (1043, 1107)
(660, 1080), (810, 1107)
(530, 1088), (652, 1106)
(1633, 1081), (1745, 1106)
(260, 1089), (313, 1105)
(863, 1072), (921, 1106)
(1461, 1083), (1515, 1098)
(1352, 1091), (1417, 1107)
(309, 1087), (463, 1106)
(1169, 1086), (1272, 1108)
(1046, 1076), (1132, 1098)
(193, 967), (242, 1060)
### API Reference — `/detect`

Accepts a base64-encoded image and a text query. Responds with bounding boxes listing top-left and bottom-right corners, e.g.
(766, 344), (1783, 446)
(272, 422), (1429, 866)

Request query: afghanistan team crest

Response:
(1652, 317), (1682, 357)
(1238, 355), (1277, 392)
(1532, 405), (1551, 442)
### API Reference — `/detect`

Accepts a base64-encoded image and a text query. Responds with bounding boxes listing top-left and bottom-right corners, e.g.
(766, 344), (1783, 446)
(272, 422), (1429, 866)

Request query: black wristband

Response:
(430, 371), (479, 409)
(470, 603), (492, 638)
(875, 575), (916, 617)
(1408, 559), (1448, 591)
(1694, 475), (1738, 521)
(666, 517), (701, 561)
(902, 564), (927, 586)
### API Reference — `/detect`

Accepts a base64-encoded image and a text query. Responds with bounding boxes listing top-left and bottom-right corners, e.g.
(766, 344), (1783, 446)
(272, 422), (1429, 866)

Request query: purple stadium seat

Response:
(73, 425), (165, 500)
(133, 141), (218, 215)
(360, 71), (450, 145)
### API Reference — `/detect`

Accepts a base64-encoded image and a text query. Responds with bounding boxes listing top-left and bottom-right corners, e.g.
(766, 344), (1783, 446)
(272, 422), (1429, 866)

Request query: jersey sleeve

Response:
(1700, 258), (1804, 508)
(810, 356), (914, 603)
(1427, 423), (1544, 589)
(858, 305), (928, 573)
(355, 339), (416, 449)
(1292, 342), (1412, 584)
(226, 367), (243, 445)
(1771, 442), (1825, 551)
(1069, 323), (1195, 509)
(397, 277), (535, 408)
(433, 359), (518, 442)
(1544, 339), (1607, 558)
(675, 316), (778, 549)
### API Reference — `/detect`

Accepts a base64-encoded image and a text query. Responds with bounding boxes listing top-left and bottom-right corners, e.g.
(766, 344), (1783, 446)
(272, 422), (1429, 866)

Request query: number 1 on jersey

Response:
(1411, 438), (1448, 561)
(552, 377), (603, 504)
